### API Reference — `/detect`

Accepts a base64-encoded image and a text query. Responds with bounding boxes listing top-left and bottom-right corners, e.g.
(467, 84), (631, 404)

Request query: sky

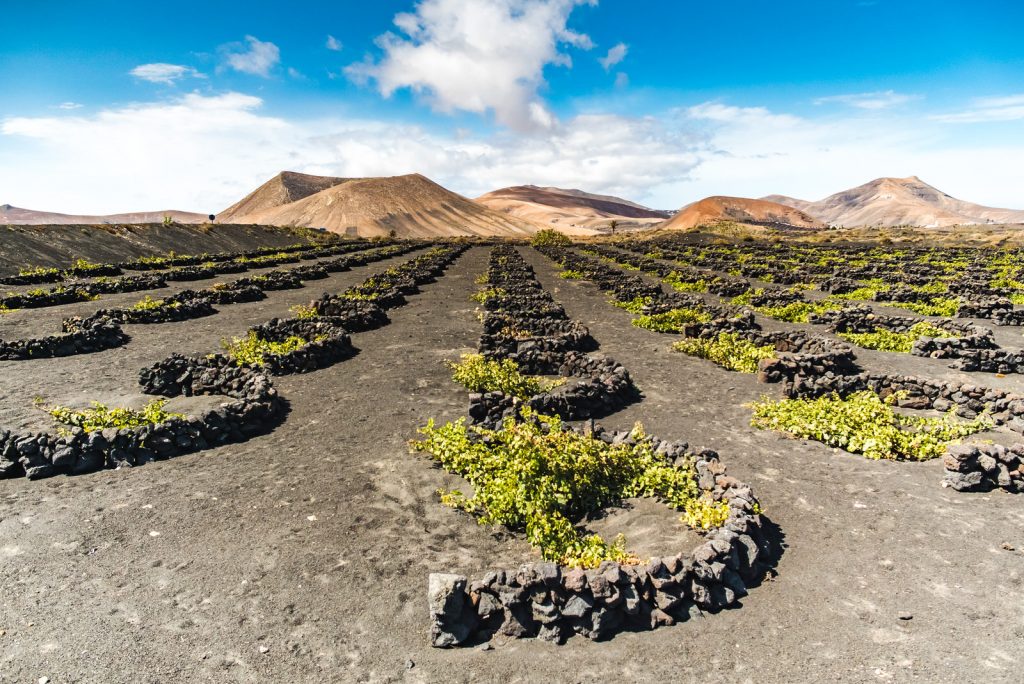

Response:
(1, 0), (1023, 215)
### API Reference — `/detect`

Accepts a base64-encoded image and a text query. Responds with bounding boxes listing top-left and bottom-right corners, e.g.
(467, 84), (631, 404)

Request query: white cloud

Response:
(599, 42), (627, 70)
(222, 36), (280, 77)
(932, 94), (1024, 123)
(814, 90), (915, 110)
(130, 63), (203, 85)
(56, 102), (83, 110)
(326, 35), (343, 51)
(345, 0), (596, 131)
(3, 91), (1023, 217)
(675, 101), (1024, 210)
(614, 72), (629, 88)
(0, 91), (697, 214)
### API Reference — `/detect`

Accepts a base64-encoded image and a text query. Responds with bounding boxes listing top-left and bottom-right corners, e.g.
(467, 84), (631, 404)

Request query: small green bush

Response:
(893, 297), (960, 317)
(672, 332), (776, 373)
(221, 331), (317, 367)
(411, 409), (729, 567)
(612, 295), (653, 314)
(838, 321), (956, 353)
(17, 265), (59, 277)
(663, 272), (709, 293)
(559, 269), (585, 279)
(47, 398), (184, 432)
(633, 307), (712, 333)
(531, 229), (572, 247)
(131, 295), (177, 311)
(750, 390), (991, 461)
(447, 354), (563, 399)
(289, 304), (319, 319)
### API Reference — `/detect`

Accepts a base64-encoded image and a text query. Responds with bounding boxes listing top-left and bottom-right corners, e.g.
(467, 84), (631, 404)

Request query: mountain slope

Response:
(476, 185), (669, 230)
(0, 204), (207, 225)
(217, 171), (352, 222)
(659, 195), (824, 231)
(219, 172), (576, 238)
(764, 177), (1024, 227)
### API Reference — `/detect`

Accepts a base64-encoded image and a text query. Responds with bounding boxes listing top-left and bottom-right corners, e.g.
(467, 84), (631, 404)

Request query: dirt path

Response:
(0, 245), (1021, 683)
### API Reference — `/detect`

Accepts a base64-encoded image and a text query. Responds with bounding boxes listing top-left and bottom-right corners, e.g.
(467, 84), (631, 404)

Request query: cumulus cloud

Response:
(813, 90), (915, 110)
(56, 102), (83, 110)
(345, 0), (596, 131)
(932, 94), (1024, 123)
(130, 63), (203, 85)
(678, 101), (1024, 209)
(599, 42), (627, 70)
(326, 34), (343, 51)
(0, 91), (698, 213)
(222, 36), (280, 77)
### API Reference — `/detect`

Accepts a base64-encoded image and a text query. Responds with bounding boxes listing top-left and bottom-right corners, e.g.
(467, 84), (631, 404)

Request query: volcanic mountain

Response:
(217, 171), (572, 238)
(763, 176), (1024, 228)
(658, 196), (824, 231)
(0, 204), (207, 225)
(475, 185), (670, 230)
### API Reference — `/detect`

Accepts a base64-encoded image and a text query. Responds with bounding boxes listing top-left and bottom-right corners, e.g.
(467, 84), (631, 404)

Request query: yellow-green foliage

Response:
(69, 258), (102, 271)
(633, 307), (712, 333)
(221, 331), (315, 367)
(289, 304), (319, 319)
(17, 265), (59, 277)
(672, 332), (776, 373)
(0, 303), (18, 315)
(531, 229), (572, 247)
(830, 286), (881, 301)
(47, 398), (184, 432)
(131, 295), (177, 311)
(411, 410), (729, 568)
(838, 321), (956, 353)
(559, 269), (585, 279)
(663, 271), (709, 293)
(612, 295), (653, 314)
(893, 297), (960, 317)
(750, 390), (991, 461)
(447, 354), (563, 399)
(470, 286), (506, 304)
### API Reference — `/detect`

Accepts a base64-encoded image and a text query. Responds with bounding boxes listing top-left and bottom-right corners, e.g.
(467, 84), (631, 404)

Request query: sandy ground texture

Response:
(0, 245), (1022, 683)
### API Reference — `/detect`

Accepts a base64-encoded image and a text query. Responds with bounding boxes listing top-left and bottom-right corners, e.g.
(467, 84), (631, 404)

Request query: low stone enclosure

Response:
(0, 243), (426, 362)
(0, 354), (285, 480)
(425, 245), (768, 647)
(0, 243), (469, 481)
(530, 242), (1024, 497)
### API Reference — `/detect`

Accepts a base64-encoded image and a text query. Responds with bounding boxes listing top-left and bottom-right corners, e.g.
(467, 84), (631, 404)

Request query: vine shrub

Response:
(447, 354), (563, 400)
(131, 295), (178, 311)
(611, 295), (653, 314)
(632, 307), (711, 333)
(530, 229), (572, 247)
(411, 410), (729, 568)
(221, 331), (319, 367)
(893, 297), (960, 317)
(838, 321), (956, 353)
(750, 390), (991, 461)
(672, 332), (776, 373)
(46, 398), (184, 433)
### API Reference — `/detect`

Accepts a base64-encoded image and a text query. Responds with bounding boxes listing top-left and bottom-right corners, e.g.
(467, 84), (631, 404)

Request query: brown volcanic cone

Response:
(659, 195), (824, 231)
(476, 185), (669, 230)
(218, 172), (573, 238)
(764, 176), (1024, 228)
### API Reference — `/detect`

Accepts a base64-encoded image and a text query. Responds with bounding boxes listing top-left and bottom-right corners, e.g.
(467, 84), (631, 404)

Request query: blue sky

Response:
(2, 0), (1023, 214)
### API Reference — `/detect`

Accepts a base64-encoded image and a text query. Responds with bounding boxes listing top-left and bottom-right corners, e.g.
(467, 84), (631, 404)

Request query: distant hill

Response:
(218, 171), (588, 238)
(659, 195), (824, 231)
(763, 176), (1024, 227)
(475, 185), (669, 230)
(0, 204), (207, 225)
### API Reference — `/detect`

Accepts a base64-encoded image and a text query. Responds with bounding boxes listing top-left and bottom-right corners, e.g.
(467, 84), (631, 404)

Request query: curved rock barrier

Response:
(0, 316), (128, 360)
(428, 425), (764, 646)
(0, 354), (284, 480)
(423, 245), (768, 647)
